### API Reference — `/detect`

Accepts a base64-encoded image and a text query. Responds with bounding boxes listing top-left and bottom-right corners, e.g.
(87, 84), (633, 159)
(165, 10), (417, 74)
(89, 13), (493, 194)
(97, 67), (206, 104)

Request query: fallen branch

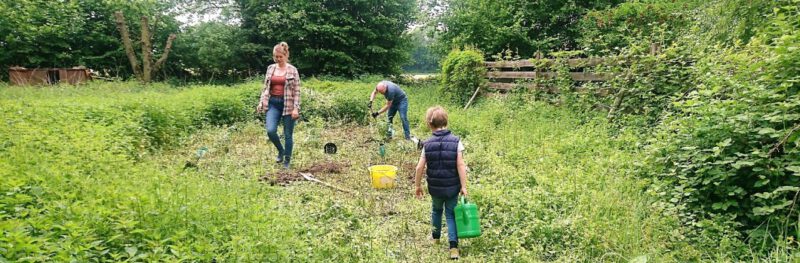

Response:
(299, 173), (357, 194)
(463, 85), (482, 110)
(606, 88), (626, 122)
(769, 123), (800, 157)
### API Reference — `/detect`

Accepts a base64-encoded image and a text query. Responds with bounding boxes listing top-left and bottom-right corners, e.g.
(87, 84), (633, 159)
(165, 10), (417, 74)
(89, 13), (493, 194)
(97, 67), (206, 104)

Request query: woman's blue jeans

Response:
(265, 97), (296, 164)
(431, 195), (459, 243)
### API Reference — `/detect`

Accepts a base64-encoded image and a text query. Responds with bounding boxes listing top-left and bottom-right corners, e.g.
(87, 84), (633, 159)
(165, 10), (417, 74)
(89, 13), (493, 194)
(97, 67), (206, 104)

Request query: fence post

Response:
(650, 43), (661, 55)
(534, 51), (543, 91)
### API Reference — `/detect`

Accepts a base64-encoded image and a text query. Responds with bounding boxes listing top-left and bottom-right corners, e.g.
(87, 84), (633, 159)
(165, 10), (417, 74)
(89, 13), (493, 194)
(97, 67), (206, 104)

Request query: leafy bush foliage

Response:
(520, 0), (800, 257)
(238, 0), (416, 76)
(440, 48), (486, 105)
(301, 79), (373, 125)
(644, 3), (800, 247)
(578, 1), (697, 55)
(0, 0), (180, 80)
(433, 0), (623, 57)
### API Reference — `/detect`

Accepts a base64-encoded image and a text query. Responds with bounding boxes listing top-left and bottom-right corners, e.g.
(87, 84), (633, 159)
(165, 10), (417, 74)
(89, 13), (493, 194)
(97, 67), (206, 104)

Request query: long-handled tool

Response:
(300, 173), (357, 194)
(367, 103), (387, 166)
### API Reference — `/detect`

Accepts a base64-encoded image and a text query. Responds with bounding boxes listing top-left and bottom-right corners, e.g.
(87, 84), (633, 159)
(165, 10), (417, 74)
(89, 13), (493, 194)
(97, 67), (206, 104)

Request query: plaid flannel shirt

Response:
(260, 63), (301, 116)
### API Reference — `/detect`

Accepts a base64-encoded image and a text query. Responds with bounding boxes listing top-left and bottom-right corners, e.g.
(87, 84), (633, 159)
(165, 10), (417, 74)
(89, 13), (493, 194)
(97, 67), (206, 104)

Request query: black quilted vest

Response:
(424, 130), (461, 198)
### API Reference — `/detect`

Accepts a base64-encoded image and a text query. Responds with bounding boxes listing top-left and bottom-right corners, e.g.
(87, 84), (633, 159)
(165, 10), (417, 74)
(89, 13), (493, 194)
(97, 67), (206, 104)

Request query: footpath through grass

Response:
(1, 79), (701, 262)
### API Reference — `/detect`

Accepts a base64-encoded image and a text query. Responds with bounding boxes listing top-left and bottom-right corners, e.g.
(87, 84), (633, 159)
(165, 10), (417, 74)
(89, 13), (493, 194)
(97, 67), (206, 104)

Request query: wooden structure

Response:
(485, 56), (614, 92)
(486, 43), (661, 92)
(9, 67), (92, 86)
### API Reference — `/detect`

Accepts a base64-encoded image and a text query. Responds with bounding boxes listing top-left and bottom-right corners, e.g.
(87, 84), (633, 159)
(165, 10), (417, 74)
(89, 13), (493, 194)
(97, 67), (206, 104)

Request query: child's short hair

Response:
(426, 106), (448, 129)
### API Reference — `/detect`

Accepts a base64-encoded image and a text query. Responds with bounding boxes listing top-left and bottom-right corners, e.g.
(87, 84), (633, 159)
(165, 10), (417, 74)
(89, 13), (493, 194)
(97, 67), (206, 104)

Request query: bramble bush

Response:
(568, 0), (800, 258)
(643, 3), (800, 253)
(578, 1), (697, 56)
(503, 0), (800, 258)
(301, 78), (373, 125)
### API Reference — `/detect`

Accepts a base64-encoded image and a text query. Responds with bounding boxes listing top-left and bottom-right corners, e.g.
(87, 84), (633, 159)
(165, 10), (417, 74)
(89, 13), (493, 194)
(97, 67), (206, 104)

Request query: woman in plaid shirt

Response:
(257, 42), (301, 169)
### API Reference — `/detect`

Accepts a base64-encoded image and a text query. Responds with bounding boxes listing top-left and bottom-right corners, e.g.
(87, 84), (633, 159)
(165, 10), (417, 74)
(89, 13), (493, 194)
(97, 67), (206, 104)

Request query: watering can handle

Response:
(459, 195), (467, 205)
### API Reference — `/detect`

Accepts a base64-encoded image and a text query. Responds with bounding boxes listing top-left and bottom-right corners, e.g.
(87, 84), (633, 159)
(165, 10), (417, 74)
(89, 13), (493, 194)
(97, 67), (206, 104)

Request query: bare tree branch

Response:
(153, 34), (177, 74)
(769, 123), (800, 157)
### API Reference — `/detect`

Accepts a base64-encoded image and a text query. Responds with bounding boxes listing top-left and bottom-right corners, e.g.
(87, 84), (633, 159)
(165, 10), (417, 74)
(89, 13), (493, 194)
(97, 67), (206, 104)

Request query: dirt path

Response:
(158, 121), (474, 262)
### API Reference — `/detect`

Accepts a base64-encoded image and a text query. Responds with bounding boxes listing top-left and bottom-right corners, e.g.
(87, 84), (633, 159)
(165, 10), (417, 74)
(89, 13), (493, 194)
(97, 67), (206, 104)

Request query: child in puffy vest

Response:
(414, 106), (468, 260)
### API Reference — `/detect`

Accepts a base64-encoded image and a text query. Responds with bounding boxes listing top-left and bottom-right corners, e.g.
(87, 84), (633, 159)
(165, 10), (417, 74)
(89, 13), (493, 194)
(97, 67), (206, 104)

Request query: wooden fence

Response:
(485, 57), (611, 91)
(485, 44), (660, 93)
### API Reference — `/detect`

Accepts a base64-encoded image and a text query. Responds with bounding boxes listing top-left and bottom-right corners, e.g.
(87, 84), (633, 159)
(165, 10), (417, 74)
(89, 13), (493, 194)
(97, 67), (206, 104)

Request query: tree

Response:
(236, 0), (416, 77)
(434, 0), (623, 58)
(403, 27), (440, 73)
(0, 0), (180, 81)
(114, 11), (177, 82)
(172, 22), (253, 81)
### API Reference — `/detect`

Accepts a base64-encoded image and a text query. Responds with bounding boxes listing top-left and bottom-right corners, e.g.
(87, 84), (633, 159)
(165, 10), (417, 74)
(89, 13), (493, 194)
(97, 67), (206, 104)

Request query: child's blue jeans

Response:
(431, 195), (459, 244)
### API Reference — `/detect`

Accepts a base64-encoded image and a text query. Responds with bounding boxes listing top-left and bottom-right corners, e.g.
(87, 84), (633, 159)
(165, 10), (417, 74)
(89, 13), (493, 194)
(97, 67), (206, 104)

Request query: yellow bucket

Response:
(369, 165), (397, 189)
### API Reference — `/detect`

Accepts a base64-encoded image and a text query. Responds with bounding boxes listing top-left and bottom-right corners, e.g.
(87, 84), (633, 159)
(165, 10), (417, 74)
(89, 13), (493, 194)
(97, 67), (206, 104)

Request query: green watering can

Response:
(454, 196), (482, 238)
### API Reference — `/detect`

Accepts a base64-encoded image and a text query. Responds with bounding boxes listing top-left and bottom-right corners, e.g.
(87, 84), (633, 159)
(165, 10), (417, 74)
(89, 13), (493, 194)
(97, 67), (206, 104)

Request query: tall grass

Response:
(2, 79), (786, 261)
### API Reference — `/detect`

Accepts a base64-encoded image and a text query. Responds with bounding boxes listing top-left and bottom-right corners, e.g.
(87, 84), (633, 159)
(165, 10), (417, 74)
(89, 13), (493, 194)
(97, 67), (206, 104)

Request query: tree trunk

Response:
(114, 11), (176, 83)
(113, 11), (141, 81)
(140, 16), (152, 83)
(153, 34), (177, 74)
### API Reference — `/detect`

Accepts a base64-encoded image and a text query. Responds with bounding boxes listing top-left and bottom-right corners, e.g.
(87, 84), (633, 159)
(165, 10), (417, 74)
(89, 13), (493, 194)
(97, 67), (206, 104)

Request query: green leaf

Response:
(787, 166), (800, 176)
(732, 160), (755, 169)
(753, 206), (774, 216)
(629, 255), (648, 263)
(125, 246), (138, 258)
(754, 179), (770, 187)
(757, 127), (776, 135)
(712, 201), (735, 211)
(774, 186), (800, 193)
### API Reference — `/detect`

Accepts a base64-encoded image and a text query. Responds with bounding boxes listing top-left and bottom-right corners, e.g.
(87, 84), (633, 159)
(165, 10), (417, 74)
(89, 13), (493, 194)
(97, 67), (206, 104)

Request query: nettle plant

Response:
(644, 5), (800, 248)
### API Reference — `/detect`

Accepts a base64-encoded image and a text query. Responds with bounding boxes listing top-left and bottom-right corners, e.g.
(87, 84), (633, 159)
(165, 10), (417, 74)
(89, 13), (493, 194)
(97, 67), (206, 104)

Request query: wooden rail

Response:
(485, 44), (661, 93)
(485, 57), (609, 69)
(487, 71), (612, 81)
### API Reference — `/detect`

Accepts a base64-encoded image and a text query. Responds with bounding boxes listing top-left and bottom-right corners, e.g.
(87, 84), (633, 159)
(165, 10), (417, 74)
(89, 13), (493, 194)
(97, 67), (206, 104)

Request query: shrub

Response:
(300, 79), (372, 125)
(578, 2), (697, 55)
(440, 48), (486, 105)
(643, 4), (800, 249)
